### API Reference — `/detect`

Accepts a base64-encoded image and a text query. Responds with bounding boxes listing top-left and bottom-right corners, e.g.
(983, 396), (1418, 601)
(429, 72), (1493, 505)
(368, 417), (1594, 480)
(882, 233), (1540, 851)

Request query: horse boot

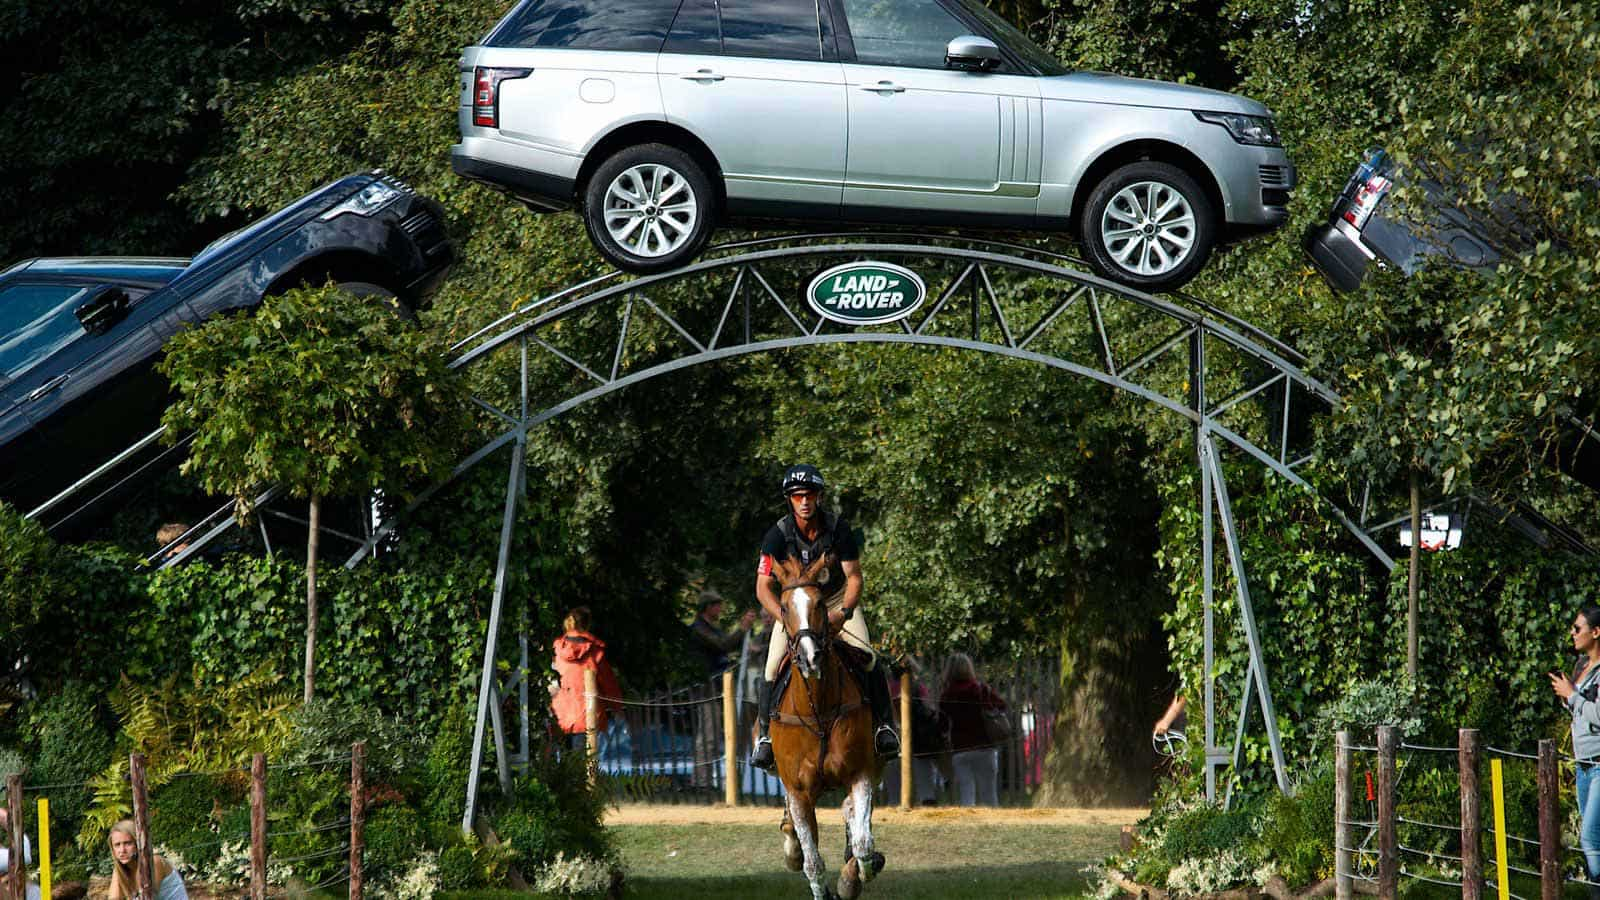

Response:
(751, 678), (777, 772)
(867, 666), (901, 757)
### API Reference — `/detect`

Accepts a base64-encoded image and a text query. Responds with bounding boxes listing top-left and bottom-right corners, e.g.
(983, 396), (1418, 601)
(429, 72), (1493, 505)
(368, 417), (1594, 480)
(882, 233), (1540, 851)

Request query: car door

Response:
(837, 0), (1042, 218)
(4, 280), (173, 508)
(0, 280), (94, 508)
(657, 0), (848, 215)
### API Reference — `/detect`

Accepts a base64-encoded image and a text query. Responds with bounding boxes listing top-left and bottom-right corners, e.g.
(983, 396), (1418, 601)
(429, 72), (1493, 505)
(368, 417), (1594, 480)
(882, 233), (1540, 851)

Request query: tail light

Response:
(473, 67), (532, 128)
(1342, 173), (1392, 229)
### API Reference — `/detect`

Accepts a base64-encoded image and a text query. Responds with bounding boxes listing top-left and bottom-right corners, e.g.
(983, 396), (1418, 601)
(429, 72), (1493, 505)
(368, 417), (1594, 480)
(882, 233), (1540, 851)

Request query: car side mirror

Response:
(73, 286), (131, 335)
(946, 35), (1002, 72)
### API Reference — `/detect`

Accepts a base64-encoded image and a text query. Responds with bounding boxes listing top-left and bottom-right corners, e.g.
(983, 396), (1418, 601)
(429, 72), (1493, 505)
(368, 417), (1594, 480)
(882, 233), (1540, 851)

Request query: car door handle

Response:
(678, 69), (725, 82)
(860, 81), (905, 93)
(24, 374), (69, 403)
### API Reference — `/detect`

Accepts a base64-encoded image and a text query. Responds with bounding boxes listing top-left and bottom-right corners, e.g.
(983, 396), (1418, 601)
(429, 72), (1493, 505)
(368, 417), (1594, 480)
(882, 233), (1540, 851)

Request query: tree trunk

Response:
(305, 493), (321, 704)
(1407, 468), (1420, 682)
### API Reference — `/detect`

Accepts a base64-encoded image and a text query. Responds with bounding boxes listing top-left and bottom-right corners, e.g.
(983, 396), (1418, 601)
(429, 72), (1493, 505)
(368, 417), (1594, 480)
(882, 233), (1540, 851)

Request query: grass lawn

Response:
(612, 813), (1124, 899)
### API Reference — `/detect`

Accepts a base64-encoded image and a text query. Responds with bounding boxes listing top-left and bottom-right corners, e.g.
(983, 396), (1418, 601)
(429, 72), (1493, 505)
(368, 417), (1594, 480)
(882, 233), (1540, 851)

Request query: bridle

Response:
(782, 579), (832, 666)
(779, 578), (848, 756)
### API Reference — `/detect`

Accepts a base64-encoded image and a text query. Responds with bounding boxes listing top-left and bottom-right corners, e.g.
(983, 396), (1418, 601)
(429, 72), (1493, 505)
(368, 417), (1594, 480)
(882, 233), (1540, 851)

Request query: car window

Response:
(664, 0), (722, 54)
(0, 283), (92, 381)
(487, 0), (679, 52)
(719, 0), (823, 60)
(948, 0), (1066, 74)
(843, 0), (971, 68)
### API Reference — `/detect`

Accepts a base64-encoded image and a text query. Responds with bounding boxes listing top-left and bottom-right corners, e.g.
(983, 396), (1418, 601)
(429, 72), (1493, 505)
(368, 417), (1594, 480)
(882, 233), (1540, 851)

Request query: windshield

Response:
(951, 0), (1068, 75)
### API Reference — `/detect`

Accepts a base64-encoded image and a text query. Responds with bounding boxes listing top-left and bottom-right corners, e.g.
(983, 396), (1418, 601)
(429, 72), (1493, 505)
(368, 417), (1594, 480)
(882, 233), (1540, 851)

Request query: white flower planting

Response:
(531, 852), (614, 897)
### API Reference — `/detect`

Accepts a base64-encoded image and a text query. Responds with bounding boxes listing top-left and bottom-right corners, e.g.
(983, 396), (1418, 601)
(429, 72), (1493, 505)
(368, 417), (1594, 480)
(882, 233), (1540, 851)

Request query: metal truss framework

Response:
(317, 236), (1403, 827)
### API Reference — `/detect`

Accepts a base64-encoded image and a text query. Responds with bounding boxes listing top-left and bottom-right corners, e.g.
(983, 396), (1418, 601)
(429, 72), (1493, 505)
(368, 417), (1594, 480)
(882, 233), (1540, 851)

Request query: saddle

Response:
(770, 642), (872, 728)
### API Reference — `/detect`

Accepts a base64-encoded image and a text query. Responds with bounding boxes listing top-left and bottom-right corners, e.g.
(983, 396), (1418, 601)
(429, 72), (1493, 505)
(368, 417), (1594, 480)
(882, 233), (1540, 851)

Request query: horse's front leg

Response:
(847, 774), (882, 882)
(785, 792), (829, 900)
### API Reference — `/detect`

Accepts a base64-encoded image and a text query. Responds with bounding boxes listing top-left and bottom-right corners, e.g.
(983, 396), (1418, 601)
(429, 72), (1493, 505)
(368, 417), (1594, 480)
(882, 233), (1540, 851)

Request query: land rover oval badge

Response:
(806, 262), (927, 326)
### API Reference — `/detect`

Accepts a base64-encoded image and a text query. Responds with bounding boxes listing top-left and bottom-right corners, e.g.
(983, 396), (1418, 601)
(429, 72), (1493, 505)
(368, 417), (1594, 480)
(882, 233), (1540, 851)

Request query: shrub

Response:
(493, 756), (612, 874)
(150, 775), (242, 872)
(1259, 763), (1336, 888)
(437, 844), (478, 891)
(366, 803), (427, 880)
(25, 682), (114, 829)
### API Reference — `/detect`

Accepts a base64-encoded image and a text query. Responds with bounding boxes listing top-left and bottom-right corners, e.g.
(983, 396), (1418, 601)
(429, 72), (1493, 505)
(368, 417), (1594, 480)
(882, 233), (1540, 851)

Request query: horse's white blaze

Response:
(793, 587), (820, 672)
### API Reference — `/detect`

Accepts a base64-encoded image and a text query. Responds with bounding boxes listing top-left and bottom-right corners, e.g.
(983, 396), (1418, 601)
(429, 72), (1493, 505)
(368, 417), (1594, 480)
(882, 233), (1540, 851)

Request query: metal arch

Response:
(413, 236), (1408, 827)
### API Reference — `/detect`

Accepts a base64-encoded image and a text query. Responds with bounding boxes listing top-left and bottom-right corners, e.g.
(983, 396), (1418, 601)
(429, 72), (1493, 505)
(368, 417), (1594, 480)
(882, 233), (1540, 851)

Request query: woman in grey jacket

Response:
(1551, 603), (1600, 897)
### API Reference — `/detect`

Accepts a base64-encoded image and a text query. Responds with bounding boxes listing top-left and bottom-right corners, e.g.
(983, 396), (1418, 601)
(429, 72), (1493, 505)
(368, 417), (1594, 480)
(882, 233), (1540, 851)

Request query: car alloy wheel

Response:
(1100, 181), (1196, 277)
(602, 164), (699, 259)
(1080, 161), (1214, 292)
(583, 143), (717, 274)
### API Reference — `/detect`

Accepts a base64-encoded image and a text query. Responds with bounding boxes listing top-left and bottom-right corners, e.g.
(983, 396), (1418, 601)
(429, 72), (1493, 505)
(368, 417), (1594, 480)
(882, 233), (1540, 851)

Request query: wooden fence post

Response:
(900, 671), (913, 812)
(350, 742), (366, 900)
(1538, 739), (1560, 900)
(722, 671), (737, 807)
(250, 753), (266, 900)
(1376, 726), (1398, 899)
(1460, 729), (1482, 900)
(6, 774), (24, 900)
(584, 668), (599, 786)
(1335, 730), (1352, 900)
(129, 754), (155, 900)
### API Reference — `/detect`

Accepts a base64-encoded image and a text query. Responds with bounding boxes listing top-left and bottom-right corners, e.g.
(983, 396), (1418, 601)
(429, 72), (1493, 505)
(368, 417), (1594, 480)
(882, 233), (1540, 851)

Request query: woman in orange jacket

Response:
(551, 606), (623, 746)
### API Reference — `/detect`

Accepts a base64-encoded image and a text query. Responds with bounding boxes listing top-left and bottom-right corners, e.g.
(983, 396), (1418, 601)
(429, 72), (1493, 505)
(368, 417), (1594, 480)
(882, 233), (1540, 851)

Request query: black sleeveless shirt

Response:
(759, 512), (859, 605)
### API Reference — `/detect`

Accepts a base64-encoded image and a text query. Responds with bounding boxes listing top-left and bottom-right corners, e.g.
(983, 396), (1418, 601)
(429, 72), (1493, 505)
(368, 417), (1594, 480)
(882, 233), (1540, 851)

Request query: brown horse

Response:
(769, 553), (886, 900)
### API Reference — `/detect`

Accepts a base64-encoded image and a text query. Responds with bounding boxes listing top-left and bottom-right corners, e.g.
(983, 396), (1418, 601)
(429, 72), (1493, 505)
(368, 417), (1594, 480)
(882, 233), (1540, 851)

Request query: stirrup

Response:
(874, 724), (900, 756)
(751, 736), (776, 772)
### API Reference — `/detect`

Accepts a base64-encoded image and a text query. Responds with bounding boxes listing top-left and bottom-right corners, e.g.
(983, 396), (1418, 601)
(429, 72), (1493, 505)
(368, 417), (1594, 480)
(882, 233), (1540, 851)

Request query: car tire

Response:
(336, 280), (414, 320)
(583, 144), (716, 274)
(1080, 161), (1215, 293)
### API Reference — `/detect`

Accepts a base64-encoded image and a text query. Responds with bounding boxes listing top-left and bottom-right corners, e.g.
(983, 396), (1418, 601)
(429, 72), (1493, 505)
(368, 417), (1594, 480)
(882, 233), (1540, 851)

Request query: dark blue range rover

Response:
(0, 172), (453, 530)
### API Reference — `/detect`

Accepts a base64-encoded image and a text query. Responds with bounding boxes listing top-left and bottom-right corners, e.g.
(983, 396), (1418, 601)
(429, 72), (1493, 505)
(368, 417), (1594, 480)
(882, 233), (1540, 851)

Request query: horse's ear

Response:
(804, 552), (832, 580)
(772, 555), (799, 583)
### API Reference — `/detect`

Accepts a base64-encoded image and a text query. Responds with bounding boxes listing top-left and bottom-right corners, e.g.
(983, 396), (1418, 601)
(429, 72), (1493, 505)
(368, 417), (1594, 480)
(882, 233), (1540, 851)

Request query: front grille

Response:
(1259, 165), (1290, 187)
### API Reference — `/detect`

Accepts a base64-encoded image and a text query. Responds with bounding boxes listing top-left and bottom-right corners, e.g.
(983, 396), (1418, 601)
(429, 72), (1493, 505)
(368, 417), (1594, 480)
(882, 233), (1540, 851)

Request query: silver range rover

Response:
(451, 0), (1295, 291)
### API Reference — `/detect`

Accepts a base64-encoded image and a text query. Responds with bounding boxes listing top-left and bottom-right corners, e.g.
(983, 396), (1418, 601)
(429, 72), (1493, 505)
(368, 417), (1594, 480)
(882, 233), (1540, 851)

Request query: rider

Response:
(749, 464), (901, 772)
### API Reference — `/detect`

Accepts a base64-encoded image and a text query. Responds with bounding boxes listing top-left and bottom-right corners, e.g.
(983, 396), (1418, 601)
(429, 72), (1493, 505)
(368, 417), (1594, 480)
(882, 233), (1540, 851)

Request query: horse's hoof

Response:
(836, 860), (863, 900)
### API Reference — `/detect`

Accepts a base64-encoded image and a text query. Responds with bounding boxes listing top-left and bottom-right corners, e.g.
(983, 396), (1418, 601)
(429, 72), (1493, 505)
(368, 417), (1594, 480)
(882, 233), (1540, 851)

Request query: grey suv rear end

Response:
(451, 0), (1296, 291)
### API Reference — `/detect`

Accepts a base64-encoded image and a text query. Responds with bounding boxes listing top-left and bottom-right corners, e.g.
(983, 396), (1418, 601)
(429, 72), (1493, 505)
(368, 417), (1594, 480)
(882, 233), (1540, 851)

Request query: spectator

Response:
(551, 607), (622, 751)
(939, 652), (1007, 807)
(1550, 603), (1600, 898)
(689, 589), (755, 675)
(107, 819), (187, 900)
(156, 523), (191, 561)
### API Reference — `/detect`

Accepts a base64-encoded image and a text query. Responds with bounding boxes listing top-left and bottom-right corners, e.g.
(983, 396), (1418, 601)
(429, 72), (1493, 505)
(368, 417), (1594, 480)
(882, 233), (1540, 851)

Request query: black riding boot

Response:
(751, 678), (777, 772)
(867, 666), (901, 757)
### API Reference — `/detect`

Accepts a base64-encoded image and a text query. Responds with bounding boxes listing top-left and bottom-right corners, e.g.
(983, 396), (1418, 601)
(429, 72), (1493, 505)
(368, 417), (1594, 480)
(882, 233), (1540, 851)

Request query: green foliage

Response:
(1313, 679), (1426, 743)
(23, 682), (115, 833)
(79, 668), (296, 850)
(493, 755), (613, 873)
(158, 283), (468, 516)
(365, 802), (425, 880)
(149, 775), (242, 872)
(1259, 763), (1336, 888)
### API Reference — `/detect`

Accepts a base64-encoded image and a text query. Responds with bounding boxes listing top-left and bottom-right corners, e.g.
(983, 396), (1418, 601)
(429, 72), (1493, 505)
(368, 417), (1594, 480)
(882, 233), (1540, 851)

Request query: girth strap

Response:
(772, 701), (866, 729)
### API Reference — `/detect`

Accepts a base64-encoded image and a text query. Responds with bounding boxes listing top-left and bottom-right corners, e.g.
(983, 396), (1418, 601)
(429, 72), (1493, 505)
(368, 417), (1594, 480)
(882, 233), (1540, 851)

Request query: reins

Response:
(775, 580), (864, 763)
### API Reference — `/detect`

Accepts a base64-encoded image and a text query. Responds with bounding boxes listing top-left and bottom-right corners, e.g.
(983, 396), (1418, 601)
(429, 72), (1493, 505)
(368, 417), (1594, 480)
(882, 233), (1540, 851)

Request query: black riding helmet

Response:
(781, 464), (825, 496)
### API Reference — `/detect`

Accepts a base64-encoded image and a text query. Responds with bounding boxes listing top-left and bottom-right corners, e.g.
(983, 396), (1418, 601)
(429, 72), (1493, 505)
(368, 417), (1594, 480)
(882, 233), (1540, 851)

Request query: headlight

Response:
(1194, 111), (1282, 147)
(319, 181), (403, 220)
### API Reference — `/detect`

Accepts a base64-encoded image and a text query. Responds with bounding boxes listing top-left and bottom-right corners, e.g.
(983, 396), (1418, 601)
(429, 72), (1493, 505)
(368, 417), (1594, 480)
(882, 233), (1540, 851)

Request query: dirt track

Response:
(605, 803), (1147, 826)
